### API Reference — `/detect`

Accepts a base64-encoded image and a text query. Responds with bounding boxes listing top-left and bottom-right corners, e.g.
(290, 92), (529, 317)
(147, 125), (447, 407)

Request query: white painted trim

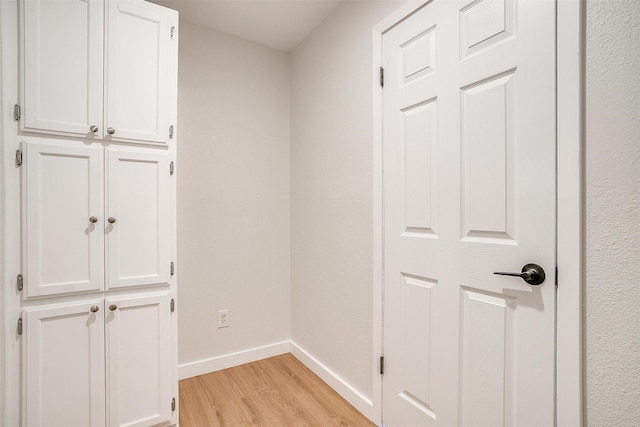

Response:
(556, 1), (584, 426)
(178, 341), (290, 380)
(289, 341), (374, 422)
(372, 4), (430, 425)
(1, 0), (22, 425)
(371, 26), (384, 427)
(372, 1), (584, 426)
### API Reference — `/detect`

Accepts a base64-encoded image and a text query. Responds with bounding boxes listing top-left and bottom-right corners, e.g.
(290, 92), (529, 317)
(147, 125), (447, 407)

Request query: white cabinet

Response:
(22, 300), (106, 427)
(23, 142), (105, 297)
(13, 1), (178, 425)
(107, 149), (170, 290)
(23, 295), (174, 427)
(106, 295), (172, 427)
(21, 0), (177, 144)
(22, 141), (171, 297)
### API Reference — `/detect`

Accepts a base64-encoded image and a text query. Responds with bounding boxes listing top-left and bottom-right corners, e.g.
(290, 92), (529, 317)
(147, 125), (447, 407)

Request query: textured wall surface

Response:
(176, 21), (291, 365)
(290, 0), (403, 400)
(586, 1), (640, 425)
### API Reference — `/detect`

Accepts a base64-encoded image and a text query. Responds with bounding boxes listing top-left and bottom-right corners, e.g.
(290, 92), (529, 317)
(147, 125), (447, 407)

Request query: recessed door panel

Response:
(24, 141), (104, 297)
(106, 295), (172, 427)
(106, 0), (175, 143)
(23, 301), (105, 427)
(107, 149), (169, 289)
(22, 0), (103, 136)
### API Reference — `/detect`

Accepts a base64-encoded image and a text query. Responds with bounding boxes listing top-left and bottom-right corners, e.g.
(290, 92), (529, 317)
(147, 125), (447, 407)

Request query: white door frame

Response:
(371, 1), (584, 426)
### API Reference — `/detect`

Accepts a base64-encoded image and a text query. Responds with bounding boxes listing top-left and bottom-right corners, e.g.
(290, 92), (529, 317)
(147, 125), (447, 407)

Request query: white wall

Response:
(585, 1), (640, 425)
(289, 0), (403, 401)
(176, 21), (291, 370)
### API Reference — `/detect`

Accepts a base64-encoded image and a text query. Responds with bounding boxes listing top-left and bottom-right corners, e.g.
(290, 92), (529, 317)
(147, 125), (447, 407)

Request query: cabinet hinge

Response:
(17, 317), (23, 336)
(170, 26), (176, 40)
(379, 67), (384, 88)
(14, 104), (21, 121)
(169, 125), (174, 139)
(171, 397), (176, 411)
(170, 298), (175, 313)
(170, 161), (175, 176)
(17, 274), (24, 292)
(15, 149), (23, 167)
(380, 356), (384, 375)
(170, 261), (175, 276)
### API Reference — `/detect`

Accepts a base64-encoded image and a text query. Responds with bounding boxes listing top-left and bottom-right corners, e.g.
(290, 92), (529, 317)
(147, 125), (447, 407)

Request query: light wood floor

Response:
(179, 353), (376, 426)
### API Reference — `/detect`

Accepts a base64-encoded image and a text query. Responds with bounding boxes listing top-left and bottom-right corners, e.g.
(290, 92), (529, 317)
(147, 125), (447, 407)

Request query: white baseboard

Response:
(177, 340), (374, 423)
(289, 341), (374, 421)
(178, 341), (290, 380)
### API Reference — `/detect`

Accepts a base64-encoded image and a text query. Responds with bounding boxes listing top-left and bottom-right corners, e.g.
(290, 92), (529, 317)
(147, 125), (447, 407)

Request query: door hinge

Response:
(169, 125), (174, 139)
(380, 356), (384, 375)
(170, 26), (176, 40)
(379, 67), (384, 88)
(171, 397), (176, 411)
(17, 317), (23, 335)
(14, 104), (21, 121)
(15, 149), (23, 167)
(170, 161), (175, 176)
(170, 261), (175, 276)
(555, 266), (558, 288)
(170, 298), (175, 313)
(17, 274), (24, 292)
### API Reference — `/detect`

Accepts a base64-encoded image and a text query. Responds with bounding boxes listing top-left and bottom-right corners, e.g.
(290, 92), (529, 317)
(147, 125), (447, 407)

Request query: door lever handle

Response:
(494, 263), (546, 286)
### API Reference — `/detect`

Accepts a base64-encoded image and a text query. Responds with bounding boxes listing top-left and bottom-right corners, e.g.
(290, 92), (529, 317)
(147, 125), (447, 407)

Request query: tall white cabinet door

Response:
(24, 142), (104, 297)
(23, 300), (106, 427)
(106, 149), (170, 289)
(105, 0), (177, 144)
(106, 295), (173, 427)
(22, 0), (103, 136)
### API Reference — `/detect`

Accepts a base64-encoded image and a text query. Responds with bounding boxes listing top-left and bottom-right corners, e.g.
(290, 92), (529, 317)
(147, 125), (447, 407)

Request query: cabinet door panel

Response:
(106, 149), (169, 289)
(24, 142), (104, 297)
(106, 1), (175, 143)
(106, 294), (172, 427)
(23, 300), (105, 427)
(22, 0), (103, 136)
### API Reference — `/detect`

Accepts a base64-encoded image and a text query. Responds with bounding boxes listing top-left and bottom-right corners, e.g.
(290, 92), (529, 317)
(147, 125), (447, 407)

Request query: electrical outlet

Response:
(217, 309), (229, 328)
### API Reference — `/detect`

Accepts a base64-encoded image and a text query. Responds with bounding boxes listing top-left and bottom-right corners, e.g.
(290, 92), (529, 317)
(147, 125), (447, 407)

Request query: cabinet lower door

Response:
(23, 300), (106, 427)
(23, 141), (105, 297)
(106, 294), (173, 427)
(106, 149), (170, 289)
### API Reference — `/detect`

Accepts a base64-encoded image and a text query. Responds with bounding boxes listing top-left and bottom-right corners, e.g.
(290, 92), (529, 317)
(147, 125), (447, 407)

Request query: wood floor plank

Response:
(179, 353), (376, 426)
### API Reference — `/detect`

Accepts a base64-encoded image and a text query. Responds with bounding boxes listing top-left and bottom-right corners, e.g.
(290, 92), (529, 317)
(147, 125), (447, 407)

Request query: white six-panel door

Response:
(106, 294), (172, 427)
(382, 0), (556, 425)
(23, 300), (106, 427)
(23, 141), (105, 297)
(106, 149), (170, 289)
(105, 0), (172, 143)
(22, 0), (103, 136)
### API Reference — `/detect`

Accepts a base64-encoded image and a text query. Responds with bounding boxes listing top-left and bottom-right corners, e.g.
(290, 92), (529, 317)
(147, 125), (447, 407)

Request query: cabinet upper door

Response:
(105, 0), (177, 144)
(23, 141), (105, 297)
(23, 300), (106, 427)
(106, 149), (170, 289)
(22, 0), (103, 137)
(106, 294), (173, 427)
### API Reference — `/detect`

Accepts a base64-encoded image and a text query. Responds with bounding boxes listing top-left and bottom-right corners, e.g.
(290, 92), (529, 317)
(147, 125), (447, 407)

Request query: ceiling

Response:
(150, 0), (342, 52)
